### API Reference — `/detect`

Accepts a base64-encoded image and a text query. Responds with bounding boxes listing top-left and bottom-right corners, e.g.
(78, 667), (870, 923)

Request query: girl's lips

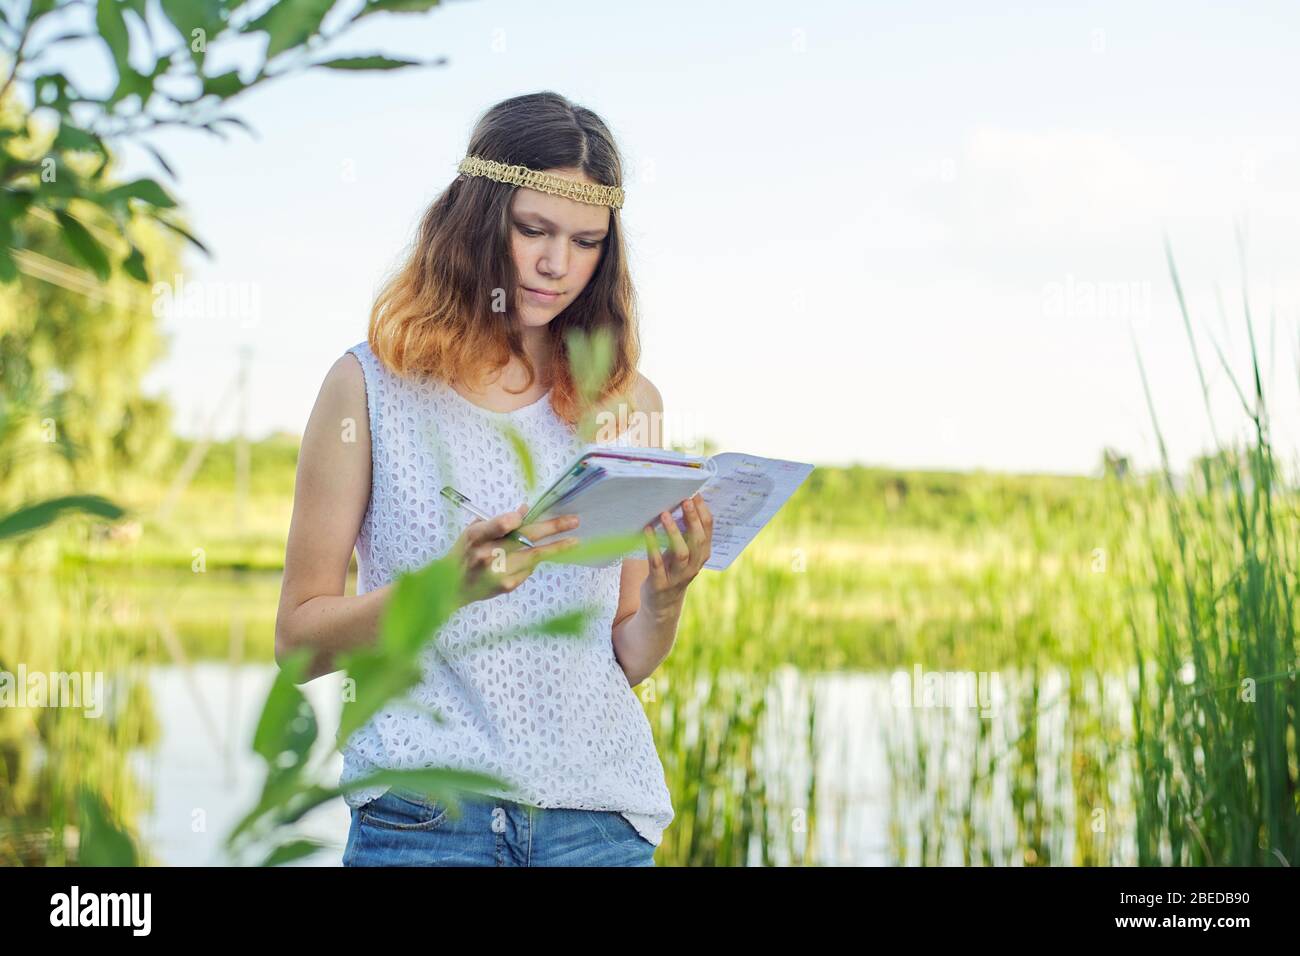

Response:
(523, 287), (561, 300)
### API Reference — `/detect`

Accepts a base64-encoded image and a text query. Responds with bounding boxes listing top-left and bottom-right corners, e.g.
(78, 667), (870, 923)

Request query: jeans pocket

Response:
(359, 789), (450, 832)
(585, 810), (650, 848)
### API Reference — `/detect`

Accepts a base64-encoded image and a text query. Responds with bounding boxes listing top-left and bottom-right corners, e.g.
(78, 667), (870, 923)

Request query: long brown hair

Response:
(367, 91), (642, 430)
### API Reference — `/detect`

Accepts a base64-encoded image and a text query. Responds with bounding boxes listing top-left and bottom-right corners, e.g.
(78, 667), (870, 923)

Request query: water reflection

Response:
(131, 664), (350, 866)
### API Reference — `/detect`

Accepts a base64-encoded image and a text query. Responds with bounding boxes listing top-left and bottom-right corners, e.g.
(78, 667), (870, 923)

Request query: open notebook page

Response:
(529, 449), (813, 571)
(665, 452), (815, 570)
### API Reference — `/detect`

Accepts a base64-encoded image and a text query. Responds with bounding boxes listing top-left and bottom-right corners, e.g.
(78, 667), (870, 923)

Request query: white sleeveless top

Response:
(338, 340), (674, 845)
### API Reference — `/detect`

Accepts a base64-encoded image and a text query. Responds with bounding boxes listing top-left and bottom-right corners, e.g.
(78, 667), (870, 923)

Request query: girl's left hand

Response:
(641, 492), (713, 611)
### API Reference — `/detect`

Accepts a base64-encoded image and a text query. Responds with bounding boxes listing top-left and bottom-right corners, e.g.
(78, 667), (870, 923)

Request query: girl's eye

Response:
(518, 224), (601, 249)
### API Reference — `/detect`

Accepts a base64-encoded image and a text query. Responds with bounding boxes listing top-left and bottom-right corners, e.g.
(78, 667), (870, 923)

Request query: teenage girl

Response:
(274, 91), (713, 866)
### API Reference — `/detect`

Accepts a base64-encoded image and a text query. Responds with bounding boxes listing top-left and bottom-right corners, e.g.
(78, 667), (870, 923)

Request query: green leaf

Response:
(198, 120), (229, 141)
(208, 114), (256, 137)
(101, 177), (178, 210)
(53, 209), (111, 281)
(499, 422), (536, 493)
(259, 783), (340, 829)
(96, 0), (131, 72)
(52, 121), (105, 157)
(488, 608), (596, 647)
(566, 326), (615, 406)
(546, 528), (648, 566)
(259, 838), (329, 867)
(76, 787), (139, 866)
(0, 189), (35, 219)
(0, 247), (19, 283)
(28, 0), (61, 24)
(381, 554), (462, 657)
(142, 142), (178, 180)
(106, 62), (152, 109)
(159, 0), (224, 40)
(339, 767), (513, 805)
(228, 766), (512, 855)
(0, 495), (124, 541)
(334, 651), (423, 745)
(251, 651), (318, 767)
(333, 557), (461, 744)
(33, 73), (73, 111)
(151, 213), (211, 256)
(226, 653), (318, 849)
(242, 0), (339, 60)
(201, 69), (245, 98)
(225, 762), (308, 848)
(312, 55), (422, 70)
(530, 608), (594, 636)
(123, 0), (151, 41)
(122, 244), (148, 282)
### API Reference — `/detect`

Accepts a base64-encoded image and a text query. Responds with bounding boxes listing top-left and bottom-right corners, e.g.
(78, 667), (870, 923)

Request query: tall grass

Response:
(1123, 236), (1299, 865)
(0, 570), (158, 864)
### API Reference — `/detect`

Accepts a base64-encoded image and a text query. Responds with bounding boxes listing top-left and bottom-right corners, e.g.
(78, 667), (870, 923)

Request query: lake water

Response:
(129, 664), (353, 866)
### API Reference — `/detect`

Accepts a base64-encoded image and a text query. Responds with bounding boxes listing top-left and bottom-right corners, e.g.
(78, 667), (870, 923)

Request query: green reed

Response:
(649, 555), (820, 866)
(0, 569), (158, 864)
(1120, 238), (1299, 865)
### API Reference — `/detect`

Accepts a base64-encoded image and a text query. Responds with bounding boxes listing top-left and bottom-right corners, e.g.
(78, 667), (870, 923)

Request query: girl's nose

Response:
(538, 243), (569, 277)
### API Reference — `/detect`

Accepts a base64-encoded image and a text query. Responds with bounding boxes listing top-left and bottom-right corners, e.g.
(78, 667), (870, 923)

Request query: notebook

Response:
(522, 445), (814, 570)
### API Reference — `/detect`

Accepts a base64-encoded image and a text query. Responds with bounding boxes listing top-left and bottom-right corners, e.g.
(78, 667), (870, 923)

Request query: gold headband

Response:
(456, 154), (625, 210)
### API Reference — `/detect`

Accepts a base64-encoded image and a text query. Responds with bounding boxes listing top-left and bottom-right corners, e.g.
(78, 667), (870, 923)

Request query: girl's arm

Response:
(275, 352), (390, 683)
(610, 374), (715, 686)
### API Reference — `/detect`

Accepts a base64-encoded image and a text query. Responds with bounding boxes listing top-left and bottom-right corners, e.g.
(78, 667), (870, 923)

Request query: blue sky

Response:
(46, 0), (1300, 474)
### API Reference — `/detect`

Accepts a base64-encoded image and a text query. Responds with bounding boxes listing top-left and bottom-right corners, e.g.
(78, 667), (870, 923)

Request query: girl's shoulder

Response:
(630, 371), (663, 416)
(325, 348), (368, 408)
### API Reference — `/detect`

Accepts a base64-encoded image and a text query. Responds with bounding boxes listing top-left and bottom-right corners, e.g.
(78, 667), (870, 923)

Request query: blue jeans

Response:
(341, 787), (658, 867)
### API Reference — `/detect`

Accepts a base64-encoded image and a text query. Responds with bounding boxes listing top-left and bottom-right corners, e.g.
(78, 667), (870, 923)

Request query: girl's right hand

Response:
(450, 503), (582, 608)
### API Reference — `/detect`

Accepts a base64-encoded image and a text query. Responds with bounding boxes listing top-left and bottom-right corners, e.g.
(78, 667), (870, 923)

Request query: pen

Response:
(440, 486), (536, 548)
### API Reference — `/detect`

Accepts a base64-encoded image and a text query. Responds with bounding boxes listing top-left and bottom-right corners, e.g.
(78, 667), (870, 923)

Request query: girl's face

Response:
(508, 167), (611, 328)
